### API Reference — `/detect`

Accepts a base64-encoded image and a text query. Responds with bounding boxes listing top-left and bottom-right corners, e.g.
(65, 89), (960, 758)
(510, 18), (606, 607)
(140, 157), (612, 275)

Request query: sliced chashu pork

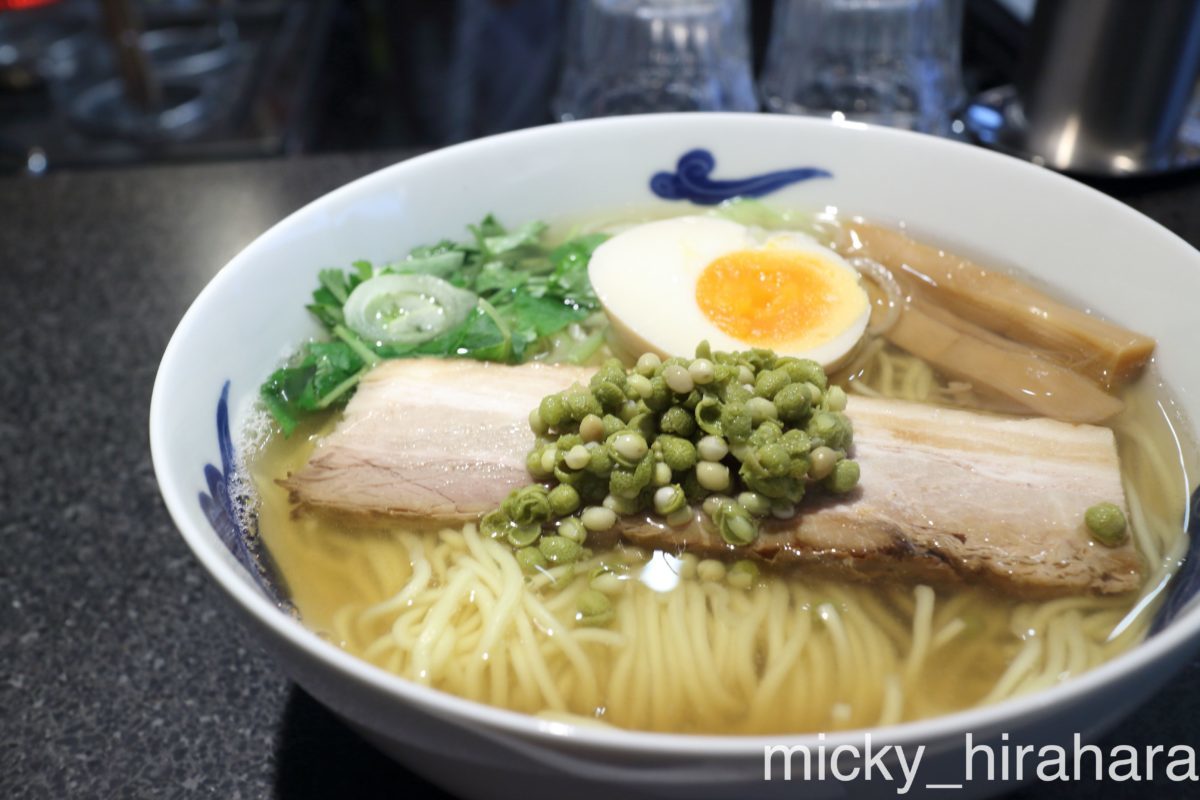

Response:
(281, 359), (1142, 597)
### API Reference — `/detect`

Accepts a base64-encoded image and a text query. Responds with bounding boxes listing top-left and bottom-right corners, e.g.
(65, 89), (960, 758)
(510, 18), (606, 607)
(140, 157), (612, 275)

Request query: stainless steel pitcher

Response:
(1016, 0), (1200, 173)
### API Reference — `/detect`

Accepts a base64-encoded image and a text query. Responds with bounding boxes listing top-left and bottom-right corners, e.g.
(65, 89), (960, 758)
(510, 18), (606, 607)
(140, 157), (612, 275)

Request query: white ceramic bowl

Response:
(151, 114), (1200, 800)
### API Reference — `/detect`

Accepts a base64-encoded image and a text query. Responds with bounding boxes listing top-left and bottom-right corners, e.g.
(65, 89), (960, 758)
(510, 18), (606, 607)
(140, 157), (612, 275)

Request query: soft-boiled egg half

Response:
(588, 216), (870, 367)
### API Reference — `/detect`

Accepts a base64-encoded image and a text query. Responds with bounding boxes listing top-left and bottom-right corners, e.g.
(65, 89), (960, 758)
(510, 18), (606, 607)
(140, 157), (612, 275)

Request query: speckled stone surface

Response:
(3, 151), (1200, 800)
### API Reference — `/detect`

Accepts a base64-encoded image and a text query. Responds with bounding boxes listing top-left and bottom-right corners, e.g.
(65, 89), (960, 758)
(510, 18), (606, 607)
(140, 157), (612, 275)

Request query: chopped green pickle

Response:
(480, 342), (861, 585)
(576, 589), (615, 626)
(1085, 502), (1128, 547)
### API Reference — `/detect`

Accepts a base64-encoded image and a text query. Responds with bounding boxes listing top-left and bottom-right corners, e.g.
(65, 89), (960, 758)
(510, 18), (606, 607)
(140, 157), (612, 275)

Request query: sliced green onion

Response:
(343, 274), (477, 346)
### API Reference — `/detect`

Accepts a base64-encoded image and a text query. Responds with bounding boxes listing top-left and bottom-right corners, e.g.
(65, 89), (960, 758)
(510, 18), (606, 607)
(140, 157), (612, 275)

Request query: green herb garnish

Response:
(260, 215), (608, 434)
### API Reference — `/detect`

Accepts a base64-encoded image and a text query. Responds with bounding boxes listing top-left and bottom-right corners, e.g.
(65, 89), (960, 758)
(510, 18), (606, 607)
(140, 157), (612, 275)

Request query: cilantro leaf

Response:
(483, 220), (547, 255)
(507, 293), (590, 337)
(259, 340), (366, 435)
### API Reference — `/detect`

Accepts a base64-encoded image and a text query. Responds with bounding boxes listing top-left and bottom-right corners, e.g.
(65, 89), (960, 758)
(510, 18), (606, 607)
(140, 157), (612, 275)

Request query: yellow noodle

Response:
(904, 585), (936, 685)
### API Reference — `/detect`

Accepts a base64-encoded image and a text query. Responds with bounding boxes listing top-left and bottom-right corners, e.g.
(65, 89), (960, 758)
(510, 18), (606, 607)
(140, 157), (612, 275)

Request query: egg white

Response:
(588, 215), (870, 367)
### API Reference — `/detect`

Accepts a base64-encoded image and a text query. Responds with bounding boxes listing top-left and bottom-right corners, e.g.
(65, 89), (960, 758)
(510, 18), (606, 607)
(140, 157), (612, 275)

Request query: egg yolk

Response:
(696, 249), (845, 346)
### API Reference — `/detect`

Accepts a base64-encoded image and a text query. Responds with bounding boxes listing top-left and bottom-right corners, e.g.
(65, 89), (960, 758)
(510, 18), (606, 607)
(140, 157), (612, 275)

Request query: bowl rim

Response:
(150, 112), (1200, 755)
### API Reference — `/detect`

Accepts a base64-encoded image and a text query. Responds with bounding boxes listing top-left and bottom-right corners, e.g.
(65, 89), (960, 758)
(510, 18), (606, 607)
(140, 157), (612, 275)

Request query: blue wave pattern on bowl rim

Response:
(649, 148), (831, 205)
(199, 380), (286, 605)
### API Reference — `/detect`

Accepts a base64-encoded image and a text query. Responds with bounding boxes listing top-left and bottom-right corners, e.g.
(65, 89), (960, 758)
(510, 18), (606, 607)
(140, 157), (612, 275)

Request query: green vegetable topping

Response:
(808, 445), (839, 480)
(696, 461), (732, 492)
(697, 434), (729, 462)
(501, 485), (552, 526)
(562, 444), (591, 471)
(746, 397), (779, 425)
(601, 413), (626, 439)
(660, 405), (696, 436)
(259, 214), (610, 434)
(754, 368), (791, 400)
(653, 484), (688, 516)
(755, 443), (791, 477)
(515, 546), (548, 573)
(538, 535), (583, 564)
(506, 523), (541, 548)
(697, 558), (727, 583)
(808, 411), (851, 449)
(736, 491), (771, 517)
(773, 383), (812, 422)
(694, 395), (724, 436)
(480, 509), (510, 539)
(609, 432), (648, 466)
(689, 358), (715, 385)
(636, 352), (662, 376)
(586, 446), (614, 476)
(662, 363), (695, 394)
(581, 505), (617, 531)
(719, 401), (753, 442)
(589, 563), (626, 594)
(1085, 502), (1128, 546)
(658, 435), (698, 471)
(480, 341), (861, 593)
(781, 358), (827, 390)
(548, 484), (581, 516)
(824, 458), (861, 494)
(579, 413), (606, 443)
(576, 589), (615, 626)
(609, 454), (653, 499)
(727, 559), (761, 590)
(564, 387), (602, 422)
(603, 493), (640, 515)
(557, 516), (587, 543)
(825, 385), (848, 412)
(712, 498), (759, 545)
(539, 394), (567, 429)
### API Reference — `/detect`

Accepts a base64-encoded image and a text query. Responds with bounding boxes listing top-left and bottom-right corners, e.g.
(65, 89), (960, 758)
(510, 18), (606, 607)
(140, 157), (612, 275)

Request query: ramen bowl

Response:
(150, 114), (1200, 799)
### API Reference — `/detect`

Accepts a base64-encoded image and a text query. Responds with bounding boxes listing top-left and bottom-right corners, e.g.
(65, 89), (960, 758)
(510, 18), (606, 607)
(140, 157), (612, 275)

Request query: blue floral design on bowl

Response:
(650, 148), (831, 205)
(199, 381), (286, 604)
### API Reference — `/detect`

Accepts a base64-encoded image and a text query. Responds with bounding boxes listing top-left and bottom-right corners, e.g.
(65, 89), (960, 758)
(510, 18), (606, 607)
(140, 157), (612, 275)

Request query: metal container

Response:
(1019, 0), (1200, 173)
(964, 0), (1200, 176)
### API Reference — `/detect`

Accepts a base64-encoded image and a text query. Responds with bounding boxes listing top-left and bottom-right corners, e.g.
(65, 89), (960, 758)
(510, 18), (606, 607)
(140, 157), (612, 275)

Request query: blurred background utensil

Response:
(98, 0), (162, 112)
(44, 21), (245, 142)
(0, 0), (330, 170)
(553, 0), (759, 120)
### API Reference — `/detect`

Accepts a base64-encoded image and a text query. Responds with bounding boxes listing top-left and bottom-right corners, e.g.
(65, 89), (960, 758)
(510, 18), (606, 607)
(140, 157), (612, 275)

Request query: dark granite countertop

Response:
(4, 149), (1200, 799)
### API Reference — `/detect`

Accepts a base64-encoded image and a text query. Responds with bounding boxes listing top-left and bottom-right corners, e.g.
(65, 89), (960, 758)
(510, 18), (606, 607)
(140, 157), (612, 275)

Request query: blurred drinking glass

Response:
(760, 0), (965, 135)
(553, 0), (758, 120)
